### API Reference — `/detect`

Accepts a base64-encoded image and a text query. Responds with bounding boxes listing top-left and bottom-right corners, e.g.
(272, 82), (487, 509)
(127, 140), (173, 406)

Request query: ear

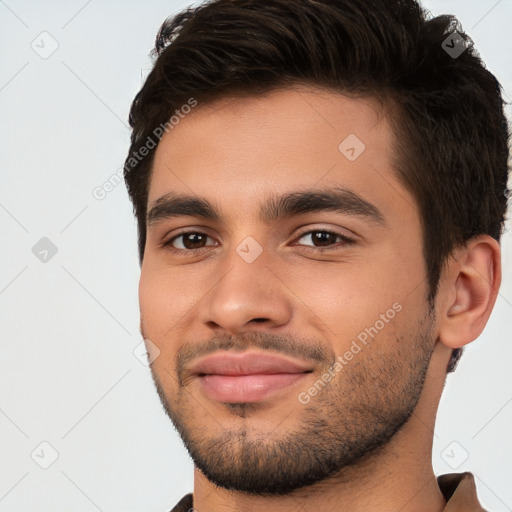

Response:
(438, 234), (501, 349)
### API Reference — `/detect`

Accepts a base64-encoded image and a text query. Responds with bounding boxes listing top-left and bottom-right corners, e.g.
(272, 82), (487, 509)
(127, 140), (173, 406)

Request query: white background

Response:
(0, 1), (511, 511)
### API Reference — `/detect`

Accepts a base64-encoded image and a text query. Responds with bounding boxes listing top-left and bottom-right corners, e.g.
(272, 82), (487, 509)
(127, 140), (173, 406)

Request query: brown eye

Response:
(164, 232), (216, 251)
(293, 230), (355, 251)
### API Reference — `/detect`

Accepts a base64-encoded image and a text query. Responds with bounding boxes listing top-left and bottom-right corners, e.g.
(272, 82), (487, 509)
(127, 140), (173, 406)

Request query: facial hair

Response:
(143, 308), (436, 496)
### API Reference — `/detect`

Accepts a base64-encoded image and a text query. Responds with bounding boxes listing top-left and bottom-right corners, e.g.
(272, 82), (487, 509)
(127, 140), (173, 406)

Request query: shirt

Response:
(168, 472), (486, 511)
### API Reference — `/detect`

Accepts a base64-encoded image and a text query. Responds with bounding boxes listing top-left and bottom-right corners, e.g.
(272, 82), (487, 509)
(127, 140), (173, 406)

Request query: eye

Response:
(162, 228), (355, 255)
(292, 229), (355, 252)
(163, 231), (217, 252)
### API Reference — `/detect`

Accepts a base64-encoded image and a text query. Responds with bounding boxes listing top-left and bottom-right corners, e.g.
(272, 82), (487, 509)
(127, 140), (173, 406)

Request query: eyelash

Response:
(162, 229), (356, 255)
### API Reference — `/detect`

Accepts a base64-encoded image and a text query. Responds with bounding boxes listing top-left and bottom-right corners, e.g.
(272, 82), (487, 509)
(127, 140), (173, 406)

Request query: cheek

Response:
(139, 268), (183, 380)
(139, 263), (210, 342)
(284, 247), (422, 348)
(139, 265), (184, 338)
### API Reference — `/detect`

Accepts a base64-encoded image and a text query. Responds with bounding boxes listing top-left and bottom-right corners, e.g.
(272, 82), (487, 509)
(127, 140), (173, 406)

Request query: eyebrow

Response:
(147, 186), (386, 227)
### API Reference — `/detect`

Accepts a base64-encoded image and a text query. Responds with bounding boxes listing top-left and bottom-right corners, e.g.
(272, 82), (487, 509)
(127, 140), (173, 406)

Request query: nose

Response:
(199, 243), (293, 335)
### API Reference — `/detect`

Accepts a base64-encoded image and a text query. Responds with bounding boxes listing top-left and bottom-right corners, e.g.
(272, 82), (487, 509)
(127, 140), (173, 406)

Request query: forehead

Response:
(148, 86), (415, 224)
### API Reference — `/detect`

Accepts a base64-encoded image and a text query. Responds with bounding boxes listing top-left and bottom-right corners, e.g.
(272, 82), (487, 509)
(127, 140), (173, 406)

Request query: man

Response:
(123, 0), (510, 510)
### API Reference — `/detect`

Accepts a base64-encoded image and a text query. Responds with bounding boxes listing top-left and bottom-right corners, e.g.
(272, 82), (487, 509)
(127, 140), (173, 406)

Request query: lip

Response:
(190, 351), (314, 403)
(190, 351), (314, 376)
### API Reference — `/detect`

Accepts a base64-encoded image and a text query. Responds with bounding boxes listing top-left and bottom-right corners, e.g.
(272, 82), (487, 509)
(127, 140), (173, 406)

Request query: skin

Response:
(138, 86), (501, 512)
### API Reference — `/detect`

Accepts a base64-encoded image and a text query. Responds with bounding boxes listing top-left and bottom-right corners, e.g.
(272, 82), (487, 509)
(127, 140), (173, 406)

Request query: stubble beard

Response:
(146, 311), (435, 495)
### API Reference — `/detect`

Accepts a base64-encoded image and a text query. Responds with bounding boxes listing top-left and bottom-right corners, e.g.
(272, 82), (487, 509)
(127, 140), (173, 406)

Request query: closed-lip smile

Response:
(189, 350), (314, 403)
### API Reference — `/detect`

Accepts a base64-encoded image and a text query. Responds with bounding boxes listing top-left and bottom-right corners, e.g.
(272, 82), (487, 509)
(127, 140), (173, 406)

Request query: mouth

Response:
(197, 372), (312, 403)
(190, 351), (314, 403)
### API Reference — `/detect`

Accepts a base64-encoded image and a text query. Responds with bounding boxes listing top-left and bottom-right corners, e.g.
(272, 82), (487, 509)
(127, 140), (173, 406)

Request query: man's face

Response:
(139, 87), (437, 494)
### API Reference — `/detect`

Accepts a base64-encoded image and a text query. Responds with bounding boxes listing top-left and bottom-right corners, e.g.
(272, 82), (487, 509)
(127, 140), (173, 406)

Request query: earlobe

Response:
(438, 235), (501, 349)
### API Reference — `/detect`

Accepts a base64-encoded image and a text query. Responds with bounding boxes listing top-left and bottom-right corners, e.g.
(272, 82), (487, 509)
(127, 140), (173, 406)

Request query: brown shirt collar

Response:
(437, 472), (486, 511)
(169, 472), (486, 511)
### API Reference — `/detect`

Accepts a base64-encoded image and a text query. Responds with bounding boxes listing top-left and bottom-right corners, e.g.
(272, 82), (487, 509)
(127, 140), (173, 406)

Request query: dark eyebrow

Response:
(147, 194), (221, 226)
(147, 187), (386, 227)
(259, 187), (385, 226)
